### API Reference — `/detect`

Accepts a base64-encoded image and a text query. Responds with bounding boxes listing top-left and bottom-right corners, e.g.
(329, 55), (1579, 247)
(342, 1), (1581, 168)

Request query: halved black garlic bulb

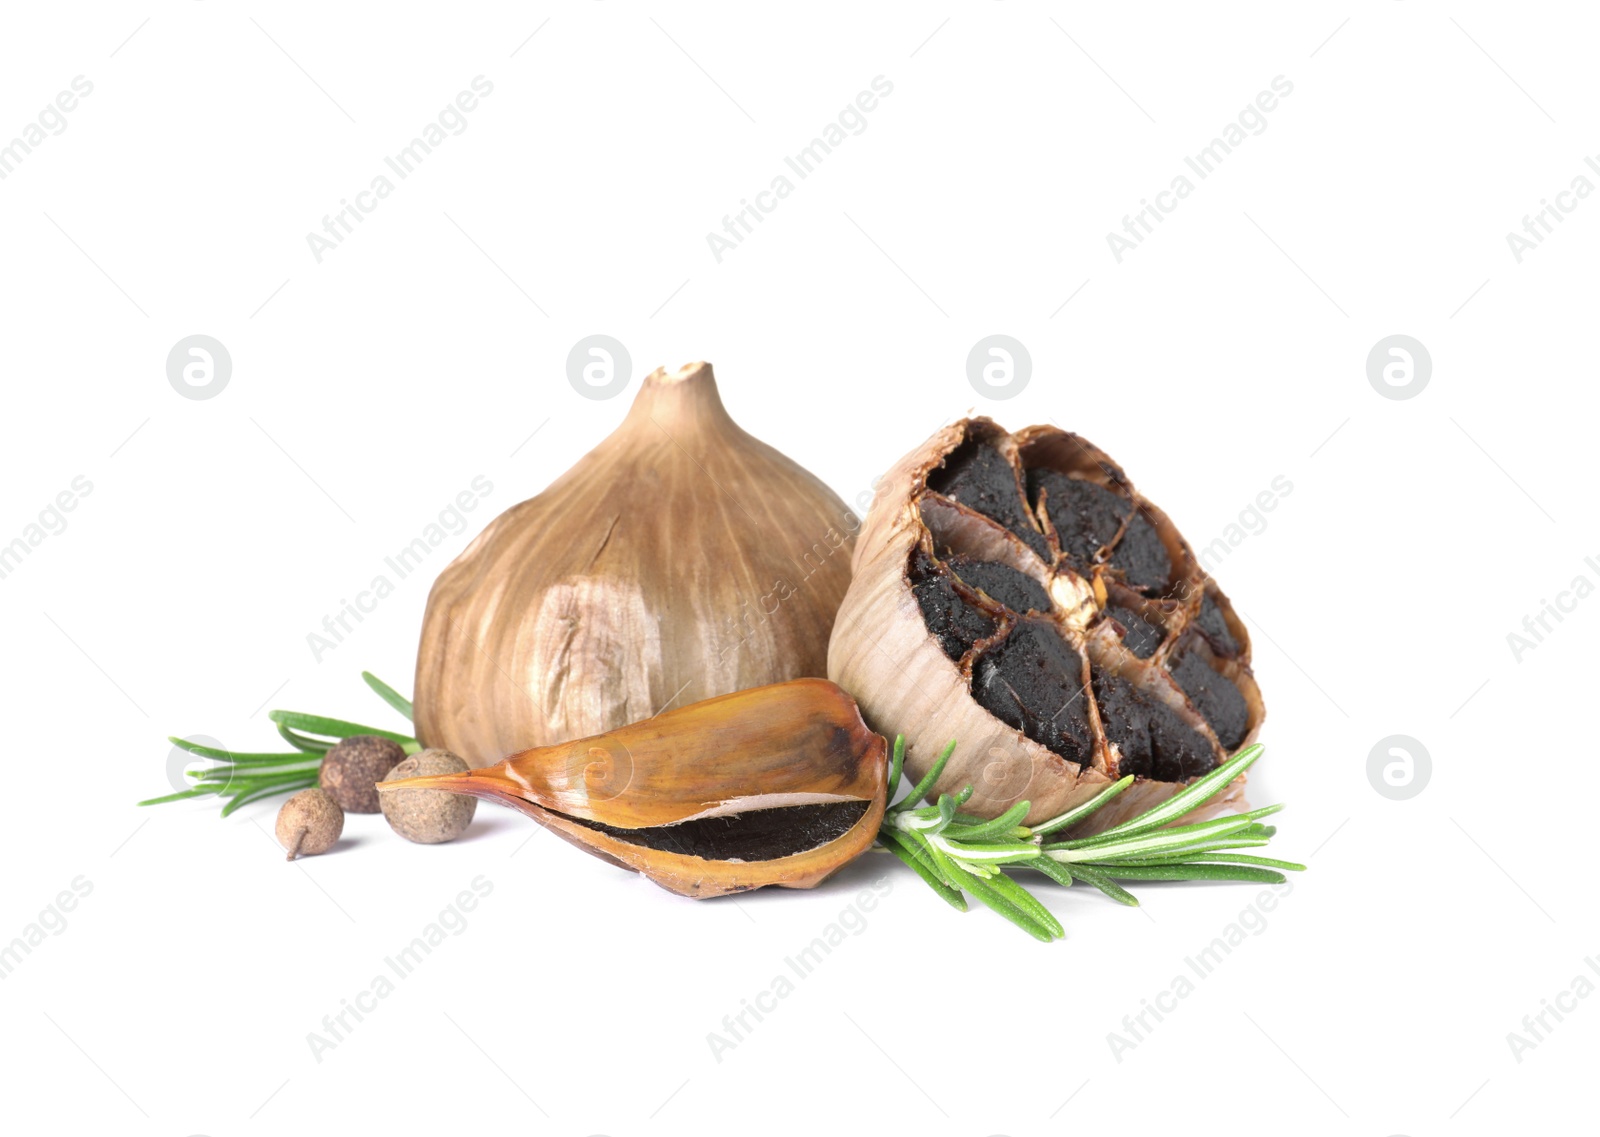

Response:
(829, 419), (1263, 835)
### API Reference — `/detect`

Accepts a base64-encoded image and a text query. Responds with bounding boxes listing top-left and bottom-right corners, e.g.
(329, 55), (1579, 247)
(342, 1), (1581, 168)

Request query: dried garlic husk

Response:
(828, 418), (1264, 835)
(414, 362), (857, 766)
(382, 679), (887, 897)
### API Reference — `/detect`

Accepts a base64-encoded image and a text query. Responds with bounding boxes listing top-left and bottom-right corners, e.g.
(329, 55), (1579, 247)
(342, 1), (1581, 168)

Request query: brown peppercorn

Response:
(276, 788), (344, 860)
(319, 735), (406, 813)
(380, 749), (477, 844)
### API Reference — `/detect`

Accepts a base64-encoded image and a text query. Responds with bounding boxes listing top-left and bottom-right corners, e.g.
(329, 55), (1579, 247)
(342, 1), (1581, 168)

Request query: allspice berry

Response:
(319, 735), (406, 813)
(380, 749), (477, 844)
(276, 788), (344, 860)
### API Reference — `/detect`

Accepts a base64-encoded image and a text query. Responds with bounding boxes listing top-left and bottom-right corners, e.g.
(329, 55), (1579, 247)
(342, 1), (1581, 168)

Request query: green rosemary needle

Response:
(876, 738), (1303, 941)
(139, 672), (419, 817)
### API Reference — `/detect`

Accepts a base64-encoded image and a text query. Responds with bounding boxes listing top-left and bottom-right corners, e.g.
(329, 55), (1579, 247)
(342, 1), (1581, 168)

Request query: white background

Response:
(1, 2), (1595, 1135)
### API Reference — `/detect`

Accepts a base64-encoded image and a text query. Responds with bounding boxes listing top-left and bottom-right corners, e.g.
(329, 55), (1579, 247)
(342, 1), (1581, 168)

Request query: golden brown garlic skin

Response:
(414, 362), (857, 766)
(383, 679), (887, 898)
(828, 418), (1264, 835)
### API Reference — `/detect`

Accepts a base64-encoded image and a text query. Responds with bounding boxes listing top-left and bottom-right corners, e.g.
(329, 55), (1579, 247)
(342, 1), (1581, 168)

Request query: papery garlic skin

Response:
(415, 362), (857, 765)
(828, 419), (1259, 835)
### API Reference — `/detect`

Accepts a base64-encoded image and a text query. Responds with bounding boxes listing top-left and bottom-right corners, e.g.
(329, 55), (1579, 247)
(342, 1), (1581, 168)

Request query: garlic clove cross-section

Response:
(381, 679), (888, 897)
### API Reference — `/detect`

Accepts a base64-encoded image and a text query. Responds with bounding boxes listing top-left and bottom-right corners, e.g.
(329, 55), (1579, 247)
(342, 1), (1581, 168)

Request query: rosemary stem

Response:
(879, 735), (1301, 941)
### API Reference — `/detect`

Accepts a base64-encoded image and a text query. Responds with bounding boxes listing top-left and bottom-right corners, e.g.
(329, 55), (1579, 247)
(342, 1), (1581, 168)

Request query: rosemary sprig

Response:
(139, 672), (419, 817)
(877, 738), (1303, 941)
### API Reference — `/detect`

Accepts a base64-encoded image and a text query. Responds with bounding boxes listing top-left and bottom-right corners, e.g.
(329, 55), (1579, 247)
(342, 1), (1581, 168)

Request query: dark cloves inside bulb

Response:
(928, 440), (1052, 561)
(1169, 646), (1250, 750)
(1026, 468), (1126, 567)
(909, 548), (998, 660)
(1090, 669), (1214, 781)
(1102, 605), (1163, 658)
(971, 619), (1095, 766)
(1025, 469), (1172, 594)
(1195, 593), (1242, 657)
(946, 556), (1051, 613)
(1111, 510), (1173, 595)
(568, 800), (870, 861)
